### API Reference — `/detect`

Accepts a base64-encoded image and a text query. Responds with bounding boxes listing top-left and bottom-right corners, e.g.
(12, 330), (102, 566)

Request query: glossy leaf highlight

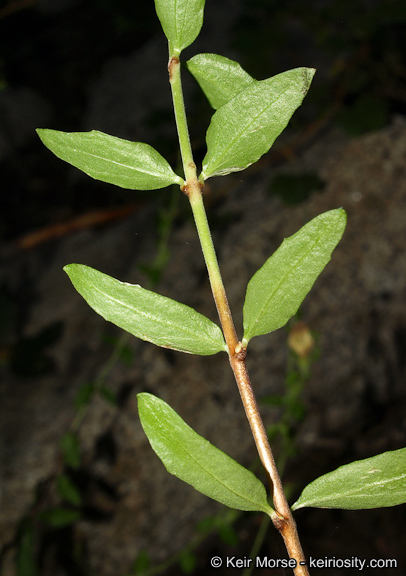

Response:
(292, 447), (406, 510)
(64, 264), (226, 356)
(154, 0), (205, 55)
(37, 129), (183, 190)
(138, 393), (273, 514)
(186, 53), (255, 109)
(243, 209), (346, 344)
(201, 67), (315, 179)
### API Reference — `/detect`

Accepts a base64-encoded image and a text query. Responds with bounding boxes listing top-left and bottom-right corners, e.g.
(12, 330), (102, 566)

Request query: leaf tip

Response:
(301, 67), (316, 95)
(63, 263), (76, 277)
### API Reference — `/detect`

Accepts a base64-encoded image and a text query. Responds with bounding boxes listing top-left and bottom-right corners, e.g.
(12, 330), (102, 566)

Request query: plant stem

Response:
(168, 55), (196, 182)
(168, 51), (309, 576)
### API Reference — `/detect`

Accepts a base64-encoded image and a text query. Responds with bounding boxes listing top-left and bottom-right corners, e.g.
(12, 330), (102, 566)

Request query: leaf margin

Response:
(64, 263), (227, 356)
(242, 208), (347, 345)
(292, 446), (406, 510)
(138, 392), (273, 514)
(37, 129), (183, 191)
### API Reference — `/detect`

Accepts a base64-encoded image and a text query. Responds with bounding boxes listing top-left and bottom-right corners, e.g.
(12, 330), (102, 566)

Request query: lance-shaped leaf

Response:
(138, 393), (272, 514)
(292, 447), (406, 510)
(154, 0), (205, 55)
(243, 209), (346, 345)
(37, 129), (183, 191)
(64, 264), (226, 356)
(201, 67), (315, 179)
(186, 53), (255, 109)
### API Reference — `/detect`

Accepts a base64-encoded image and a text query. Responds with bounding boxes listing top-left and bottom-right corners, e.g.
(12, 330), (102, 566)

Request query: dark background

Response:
(1, 0), (406, 575)
(1, 0), (406, 245)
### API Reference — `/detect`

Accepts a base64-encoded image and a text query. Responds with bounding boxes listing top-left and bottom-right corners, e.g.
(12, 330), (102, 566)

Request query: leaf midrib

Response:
(246, 227), (326, 339)
(304, 471), (406, 506)
(158, 415), (270, 512)
(205, 80), (291, 176)
(89, 276), (223, 350)
(68, 145), (173, 180)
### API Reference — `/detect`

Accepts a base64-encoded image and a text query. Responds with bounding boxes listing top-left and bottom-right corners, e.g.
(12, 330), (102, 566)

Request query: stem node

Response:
(234, 342), (247, 361)
(181, 179), (203, 197)
(168, 44), (309, 576)
(168, 56), (179, 82)
(271, 509), (286, 531)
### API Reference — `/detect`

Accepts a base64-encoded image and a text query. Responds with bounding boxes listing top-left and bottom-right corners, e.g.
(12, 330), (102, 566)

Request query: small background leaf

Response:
(131, 551), (150, 575)
(16, 519), (38, 576)
(292, 447), (406, 510)
(56, 474), (82, 506)
(186, 53), (255, 109)
(60, 432), (81, 469)
(99, 386), (118, 407)
(243, 209), (346, 344)
(201, 67), (315, 179)
(179, 550), (197, 574)
(64, 264), (226, 356)
(154, 0), (205, 54)
(74, 382), (94, 410)
(138, 393), (272, 514)
(37, 129), (182, 190)
(40, 508), (81, 528)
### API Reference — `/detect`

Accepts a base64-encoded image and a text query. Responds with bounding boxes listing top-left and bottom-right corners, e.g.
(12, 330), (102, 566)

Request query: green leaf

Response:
(40, 508), (81, 528)
(179, 550), (197, 574)
(243, 209), (346, 345)
(292, 447), (406, 510)
(186, 53), (255, 109)
(99, 386), (118, 407)
(138, 393), (272, 514)
(60, 432), (81, 469)
(74, 382), (95, 410)
(131, 551), (150, 575)
(64, 264), (226, 356)
(201, 67), (315, 179)
(218, 521), (239, 546)
(17, 519), (38, 576)
(56, 474), (82, 506)
(154, 0), (205, 55)
(36, 129), (183, 190)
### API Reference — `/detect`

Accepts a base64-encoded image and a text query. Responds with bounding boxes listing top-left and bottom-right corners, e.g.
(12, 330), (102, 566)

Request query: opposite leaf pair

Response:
(138, 394), (406, 514)
(63, 208), (346, 357)
(37, 59), (314, 191)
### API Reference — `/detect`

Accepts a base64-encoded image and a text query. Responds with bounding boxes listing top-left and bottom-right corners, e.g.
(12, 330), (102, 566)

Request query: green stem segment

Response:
(168, 51), (309, 576)
(169, 56), (195, 182)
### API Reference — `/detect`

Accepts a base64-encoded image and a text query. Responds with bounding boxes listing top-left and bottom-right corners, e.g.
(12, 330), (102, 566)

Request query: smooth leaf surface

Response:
(201, 67), (315, 179)
(138, 393), (272, 514)
(154, 0), (205, 55)
(37, 129), (183, 190)
(64, 264), (226, 356)
(186, 53), (255, 109)
(292, 447), (406, 510)
(243, 209), (346, 344)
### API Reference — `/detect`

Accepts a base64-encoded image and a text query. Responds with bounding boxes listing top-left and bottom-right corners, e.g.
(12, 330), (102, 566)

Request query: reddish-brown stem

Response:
(168, 51), (309, 574)
(229, 352), (309, 575)
(187, 180), (309, 575)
